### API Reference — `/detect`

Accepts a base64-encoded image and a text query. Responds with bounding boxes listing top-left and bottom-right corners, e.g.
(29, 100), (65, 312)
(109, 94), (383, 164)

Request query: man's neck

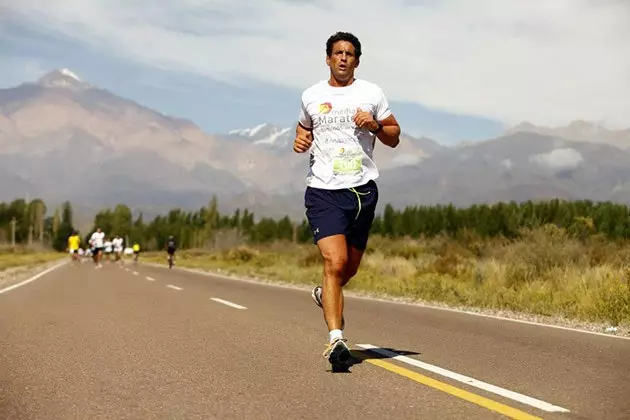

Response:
(328, 76), (355, 87)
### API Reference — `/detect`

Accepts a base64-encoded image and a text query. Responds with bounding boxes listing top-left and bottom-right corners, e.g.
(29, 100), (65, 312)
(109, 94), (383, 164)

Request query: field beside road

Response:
(142, 226), (630, 334)
(0, 246), (64, 271)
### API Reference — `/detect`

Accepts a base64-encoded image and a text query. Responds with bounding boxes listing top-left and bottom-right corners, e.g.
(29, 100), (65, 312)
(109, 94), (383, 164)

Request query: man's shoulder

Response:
(354, 79), (385, 94)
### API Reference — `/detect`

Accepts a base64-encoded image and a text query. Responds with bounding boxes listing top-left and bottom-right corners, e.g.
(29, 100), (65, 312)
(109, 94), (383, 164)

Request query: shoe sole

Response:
(311, 286), (323, 307)
(328, 342), (352, 370)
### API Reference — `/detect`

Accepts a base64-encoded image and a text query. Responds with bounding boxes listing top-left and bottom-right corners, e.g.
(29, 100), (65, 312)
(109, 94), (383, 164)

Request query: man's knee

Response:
(322, 253), (348, 278)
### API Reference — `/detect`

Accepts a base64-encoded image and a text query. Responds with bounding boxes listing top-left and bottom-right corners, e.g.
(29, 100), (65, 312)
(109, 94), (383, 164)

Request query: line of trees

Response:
(371, 199), (627, 240)
(0, 199), (74, 250)
(2, 196), (630, 252)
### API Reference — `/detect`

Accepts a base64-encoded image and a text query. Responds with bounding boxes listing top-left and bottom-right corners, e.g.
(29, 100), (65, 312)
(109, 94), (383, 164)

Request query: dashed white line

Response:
(210, 297), (247, 310)
(166, 284), (182, 291)
(132, 271), (139, 276)
(356, 344), (570, 413)
(146, 276), (156, 282)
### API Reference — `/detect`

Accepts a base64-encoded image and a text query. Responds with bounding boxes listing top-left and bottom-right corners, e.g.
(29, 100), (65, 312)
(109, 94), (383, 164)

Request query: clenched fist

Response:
(353, 108), (379, 131)
(293, 131), (313, 153)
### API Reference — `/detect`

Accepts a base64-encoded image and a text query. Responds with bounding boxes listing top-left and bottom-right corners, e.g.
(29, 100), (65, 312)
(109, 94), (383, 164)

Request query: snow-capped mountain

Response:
(225, 122), (293, 152)
(36, 68), (92, 90)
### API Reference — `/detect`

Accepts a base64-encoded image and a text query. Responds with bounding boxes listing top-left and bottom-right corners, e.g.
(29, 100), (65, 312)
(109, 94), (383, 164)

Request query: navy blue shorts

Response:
(304, 180), (379, 250)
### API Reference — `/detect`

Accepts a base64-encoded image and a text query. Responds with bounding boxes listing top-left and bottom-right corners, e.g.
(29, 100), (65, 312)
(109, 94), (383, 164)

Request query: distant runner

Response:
(67, 231), (81, 262)
(89, 227), (106, 268)
(132, 242), (141, 264)
(112, 235), (124, 262)
(104, 237), (113, 262)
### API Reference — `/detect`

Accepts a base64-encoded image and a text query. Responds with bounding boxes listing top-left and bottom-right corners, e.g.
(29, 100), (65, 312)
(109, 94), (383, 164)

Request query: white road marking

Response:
(132, 271), (139, 276)
(357, 344), (570, 413)
(166, 284), (182, 291)
(0, 260), (68, 295)
(146, 276), (156, 282)
(210, 297), (247, 310)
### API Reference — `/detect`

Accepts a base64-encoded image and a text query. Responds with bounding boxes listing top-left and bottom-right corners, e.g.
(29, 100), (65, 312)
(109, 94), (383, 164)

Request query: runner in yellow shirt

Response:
(132, 243), (141, 264)
(67, 231), (81, 262)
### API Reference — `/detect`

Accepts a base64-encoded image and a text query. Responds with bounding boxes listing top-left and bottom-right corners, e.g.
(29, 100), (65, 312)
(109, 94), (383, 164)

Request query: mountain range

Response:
(1, 69), (629, 222)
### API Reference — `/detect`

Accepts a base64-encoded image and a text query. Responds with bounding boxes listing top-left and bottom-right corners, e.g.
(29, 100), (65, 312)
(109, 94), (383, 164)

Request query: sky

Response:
(1, 0), (629, 144)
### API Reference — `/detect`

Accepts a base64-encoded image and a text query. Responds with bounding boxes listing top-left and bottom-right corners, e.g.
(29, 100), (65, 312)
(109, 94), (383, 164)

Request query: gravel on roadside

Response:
(0, 258), (67, 291)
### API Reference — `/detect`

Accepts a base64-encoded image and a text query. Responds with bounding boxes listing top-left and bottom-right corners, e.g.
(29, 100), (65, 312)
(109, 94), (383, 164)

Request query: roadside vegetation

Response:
(143, 226), (630, 328)
(3, 196), (630, 327)
(0, 246), (63, 271)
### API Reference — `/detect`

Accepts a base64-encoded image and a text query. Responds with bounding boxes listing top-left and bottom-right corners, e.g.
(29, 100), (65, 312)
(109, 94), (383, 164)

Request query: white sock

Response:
(329, 329), (343, 343)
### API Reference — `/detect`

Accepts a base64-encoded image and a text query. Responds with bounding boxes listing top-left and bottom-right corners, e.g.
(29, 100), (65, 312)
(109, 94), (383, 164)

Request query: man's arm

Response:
(372, 87), (400, 148)
(293, 94), (313, 153)
(371, 114), (401, 148)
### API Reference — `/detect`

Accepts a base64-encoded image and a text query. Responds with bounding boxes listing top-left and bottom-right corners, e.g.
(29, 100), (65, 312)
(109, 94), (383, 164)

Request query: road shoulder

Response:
(0, 258), (68, 293)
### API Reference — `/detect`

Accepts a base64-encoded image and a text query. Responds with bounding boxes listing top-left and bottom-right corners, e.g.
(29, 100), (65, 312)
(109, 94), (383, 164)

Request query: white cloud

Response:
(529, 148), (584, 170)
(5, 0), (630, 128)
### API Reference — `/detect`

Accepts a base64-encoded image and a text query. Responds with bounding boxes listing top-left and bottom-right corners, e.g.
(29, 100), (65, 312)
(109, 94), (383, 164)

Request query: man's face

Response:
(326, 40), (359, 82)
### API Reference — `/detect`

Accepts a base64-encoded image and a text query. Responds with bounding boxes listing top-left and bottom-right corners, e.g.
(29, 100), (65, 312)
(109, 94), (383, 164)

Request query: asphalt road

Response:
(0, 259), (628, 420)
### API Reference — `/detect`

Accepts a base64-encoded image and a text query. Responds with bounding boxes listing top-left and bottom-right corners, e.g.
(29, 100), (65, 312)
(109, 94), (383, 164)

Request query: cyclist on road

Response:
(166, 236), (177, 267)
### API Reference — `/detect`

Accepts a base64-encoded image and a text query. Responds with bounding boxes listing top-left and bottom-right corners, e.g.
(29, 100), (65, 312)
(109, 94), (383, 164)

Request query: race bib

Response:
(331, 146), (363, 176)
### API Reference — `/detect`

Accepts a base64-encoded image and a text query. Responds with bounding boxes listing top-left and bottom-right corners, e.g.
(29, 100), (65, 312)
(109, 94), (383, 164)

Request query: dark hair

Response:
(326, 32), (362, 58)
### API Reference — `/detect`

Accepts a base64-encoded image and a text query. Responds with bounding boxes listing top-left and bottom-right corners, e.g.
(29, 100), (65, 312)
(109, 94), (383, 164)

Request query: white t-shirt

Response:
(112, 238), (123, 250)
(298, 78), (392, 190)
(90, 231), (105, 248)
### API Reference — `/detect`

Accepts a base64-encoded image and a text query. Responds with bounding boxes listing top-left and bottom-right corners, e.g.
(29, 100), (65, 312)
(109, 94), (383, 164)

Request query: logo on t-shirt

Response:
(319, 102), (332, 114)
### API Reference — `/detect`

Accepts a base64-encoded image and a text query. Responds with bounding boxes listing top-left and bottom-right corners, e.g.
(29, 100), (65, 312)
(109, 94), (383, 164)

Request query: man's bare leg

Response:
(316, 237), (367, 333)
(317, 234), (347, 333)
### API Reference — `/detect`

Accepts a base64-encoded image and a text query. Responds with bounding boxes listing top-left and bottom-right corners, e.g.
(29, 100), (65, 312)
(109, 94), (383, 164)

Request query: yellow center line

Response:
(332, 348), (543, 420)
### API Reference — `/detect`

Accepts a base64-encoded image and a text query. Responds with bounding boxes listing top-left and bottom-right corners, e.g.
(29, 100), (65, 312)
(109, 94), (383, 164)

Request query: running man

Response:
(132, 242), (141, 264)
(89, 227), (106, 268)
(112, 235), (124, 263)
(293, 31), (401, 369)
(104, 237), (113, 262)
(67, 230), (81, 261)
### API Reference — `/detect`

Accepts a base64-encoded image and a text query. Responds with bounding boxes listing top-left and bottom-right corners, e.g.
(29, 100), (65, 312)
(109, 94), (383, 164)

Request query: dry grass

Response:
(142, 225), (630, 327)
(0, 246), (64, 271)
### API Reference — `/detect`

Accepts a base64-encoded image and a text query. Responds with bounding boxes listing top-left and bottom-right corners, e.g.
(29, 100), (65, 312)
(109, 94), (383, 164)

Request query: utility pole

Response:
(39, 201), (45, 247)
(10, 217), (16, 249)
(28, 225), (33, 246)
